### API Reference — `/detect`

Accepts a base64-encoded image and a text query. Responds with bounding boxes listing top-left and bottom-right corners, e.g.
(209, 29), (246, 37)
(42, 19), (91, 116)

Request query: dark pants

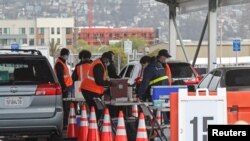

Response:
(62, 90), (69, 127)
(82, 90), (102, 121)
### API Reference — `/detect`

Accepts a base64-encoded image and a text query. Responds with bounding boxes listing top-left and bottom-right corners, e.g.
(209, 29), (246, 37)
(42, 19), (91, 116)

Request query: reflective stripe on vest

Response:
(81, 59), (106, 94)
(149, 76), (168, 85)
(76, 63), (91, 81)
(55, 58), (73, 87)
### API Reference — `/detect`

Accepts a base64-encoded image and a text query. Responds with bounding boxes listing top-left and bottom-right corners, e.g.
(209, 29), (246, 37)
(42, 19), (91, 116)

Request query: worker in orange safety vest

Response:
(71, 50), (92, 89)
(81, 52), (113, 121)
(54, 48), (73, 127)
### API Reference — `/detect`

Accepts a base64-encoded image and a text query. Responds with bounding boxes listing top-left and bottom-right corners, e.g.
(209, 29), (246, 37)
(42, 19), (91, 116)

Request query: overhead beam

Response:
(169, 4), (177, 60)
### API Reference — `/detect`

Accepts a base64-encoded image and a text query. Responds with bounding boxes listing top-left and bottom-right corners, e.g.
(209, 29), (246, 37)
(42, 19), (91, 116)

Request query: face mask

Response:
(64, 55), (69, 60)
(105, 61), (110, 66)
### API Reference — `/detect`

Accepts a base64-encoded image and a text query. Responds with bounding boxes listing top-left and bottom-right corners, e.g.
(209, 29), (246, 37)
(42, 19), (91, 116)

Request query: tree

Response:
(72, 39), (90, 53)
(128, 36), (147, 51)
(49, 40), (61, 63)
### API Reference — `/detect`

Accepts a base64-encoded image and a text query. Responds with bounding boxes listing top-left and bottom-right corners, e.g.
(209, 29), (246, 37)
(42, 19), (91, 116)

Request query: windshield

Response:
(168, 63), (195, 78)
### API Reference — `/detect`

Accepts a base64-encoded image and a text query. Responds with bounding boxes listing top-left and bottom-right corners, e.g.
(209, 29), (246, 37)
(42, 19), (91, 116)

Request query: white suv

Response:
(119, 60), (202, 86)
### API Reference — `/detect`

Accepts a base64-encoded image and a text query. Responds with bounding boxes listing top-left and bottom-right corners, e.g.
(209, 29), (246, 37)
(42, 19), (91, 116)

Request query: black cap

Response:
(158, 49), (171, 58)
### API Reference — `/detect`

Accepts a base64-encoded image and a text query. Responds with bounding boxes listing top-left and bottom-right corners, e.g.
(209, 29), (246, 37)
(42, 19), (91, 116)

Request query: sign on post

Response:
(11, 42), (20, 51)
(233, 39), (241, 52)
(178, 88), (227, 141)
(124, 40), (132, 54)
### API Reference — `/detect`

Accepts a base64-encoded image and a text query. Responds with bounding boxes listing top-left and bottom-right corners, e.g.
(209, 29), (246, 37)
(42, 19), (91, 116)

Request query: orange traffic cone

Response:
(78, 104), (88, 141)
(67, 102), (78, 138)
(101, 108), (114, 141)
(132, 105), (138, 118)
(115, 111), (127, 141)
(156, 109), (161, 125)
(87, 106), (100, 141)
(136, 113), (148, 141)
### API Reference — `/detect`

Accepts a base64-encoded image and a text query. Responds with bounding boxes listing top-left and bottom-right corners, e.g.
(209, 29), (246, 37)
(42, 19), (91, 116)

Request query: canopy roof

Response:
(156, 0), (250, 13)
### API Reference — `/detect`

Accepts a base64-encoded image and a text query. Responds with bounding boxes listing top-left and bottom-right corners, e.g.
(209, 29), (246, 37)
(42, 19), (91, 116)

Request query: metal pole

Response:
(220, 6), (224, 67)
(118, 55), (120, 73)
(236, 51), (238, 66)
(169, 4), (177, 60)
(173, 16), (189, 62)
(192, 14), (208, 67)
(208, 0), (218, 71)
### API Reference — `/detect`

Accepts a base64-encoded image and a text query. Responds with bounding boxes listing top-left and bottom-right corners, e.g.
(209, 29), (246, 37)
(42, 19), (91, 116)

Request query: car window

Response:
(0, 58), (55, 85)
(225, 69), (250, 86)
(125, 65), (134, 78)
(169, 63), (195, 78)
(119, 66), (127, 78)
(208, 70), (222, 91)
(198, 71), (215, 88)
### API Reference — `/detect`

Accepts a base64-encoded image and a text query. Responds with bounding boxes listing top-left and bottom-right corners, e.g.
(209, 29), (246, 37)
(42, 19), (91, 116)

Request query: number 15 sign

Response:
(178, 88), (227, 141)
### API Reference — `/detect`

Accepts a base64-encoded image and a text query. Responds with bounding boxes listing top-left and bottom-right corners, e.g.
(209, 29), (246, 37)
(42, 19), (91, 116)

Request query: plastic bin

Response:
(151, 85), (187, 100)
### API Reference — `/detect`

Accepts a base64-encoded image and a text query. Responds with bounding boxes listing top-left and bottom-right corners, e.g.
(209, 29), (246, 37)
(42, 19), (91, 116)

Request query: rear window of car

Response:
(168, 63), (195, 78)
(225, 69), (250, 87)
(0, 58), (55, 85)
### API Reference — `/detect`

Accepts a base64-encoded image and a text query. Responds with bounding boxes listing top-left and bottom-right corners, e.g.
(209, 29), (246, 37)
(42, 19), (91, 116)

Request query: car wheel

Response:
(48, 132), (63, 141)
(25, 138), (38, 141)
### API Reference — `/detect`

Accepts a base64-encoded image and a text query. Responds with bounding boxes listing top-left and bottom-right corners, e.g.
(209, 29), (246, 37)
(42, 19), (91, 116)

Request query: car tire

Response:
(48, 132), (63, 141)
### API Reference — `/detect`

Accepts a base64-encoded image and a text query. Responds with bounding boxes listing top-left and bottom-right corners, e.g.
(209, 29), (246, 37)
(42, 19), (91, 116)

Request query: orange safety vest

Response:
(55, 58), (73, 87)
(81, 59), (106, 95)
(75, 63), (91, 89)
(165, 64), (172, 85)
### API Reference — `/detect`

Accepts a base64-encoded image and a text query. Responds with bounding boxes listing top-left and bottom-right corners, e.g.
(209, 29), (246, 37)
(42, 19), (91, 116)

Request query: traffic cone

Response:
(115, 111), (128, 141)
(78, 104), (88, 141)
(156, 109), (161, 125)
(132, 105), (138, 118)
(87, 106), (100, 141)
(67, 102), (78, 138)
(101, 108), (114, 141)
(136, 113), (148, 141)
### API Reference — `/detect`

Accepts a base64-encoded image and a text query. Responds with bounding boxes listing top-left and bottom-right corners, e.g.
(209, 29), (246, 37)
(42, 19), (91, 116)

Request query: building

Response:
(0, 18), (74, 48)
(78, 27), (157, 46)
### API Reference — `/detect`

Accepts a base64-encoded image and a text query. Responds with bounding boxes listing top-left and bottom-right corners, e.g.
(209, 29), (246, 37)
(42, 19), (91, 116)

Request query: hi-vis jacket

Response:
(81, 59), (106, 95)
(55, 58), (73, 87)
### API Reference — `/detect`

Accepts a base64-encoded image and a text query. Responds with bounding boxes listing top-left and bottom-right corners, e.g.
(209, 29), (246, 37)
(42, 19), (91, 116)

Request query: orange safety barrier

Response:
(170, 91), (250, 141)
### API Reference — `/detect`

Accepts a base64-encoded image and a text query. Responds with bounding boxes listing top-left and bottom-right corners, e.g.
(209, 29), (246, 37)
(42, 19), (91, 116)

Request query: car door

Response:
(198, 70), (215, 89)
(207, 70), (222, 91)
(198, 70), (222, 91)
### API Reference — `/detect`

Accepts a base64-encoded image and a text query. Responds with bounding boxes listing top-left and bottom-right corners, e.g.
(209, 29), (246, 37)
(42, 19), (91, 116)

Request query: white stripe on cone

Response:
(89, 122), (98, 128)
(69, 117), (77, 124)
(80, 120), (88, 126)
(102, 123), (112, 132)
(132, 105), (138, 117)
